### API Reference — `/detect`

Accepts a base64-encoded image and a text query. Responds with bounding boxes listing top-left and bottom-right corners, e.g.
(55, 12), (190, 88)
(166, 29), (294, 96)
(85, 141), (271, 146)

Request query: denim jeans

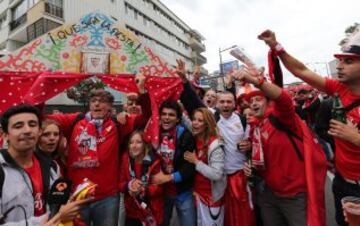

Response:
(162, 193), (196, 226)
(80, 193), (120, 226)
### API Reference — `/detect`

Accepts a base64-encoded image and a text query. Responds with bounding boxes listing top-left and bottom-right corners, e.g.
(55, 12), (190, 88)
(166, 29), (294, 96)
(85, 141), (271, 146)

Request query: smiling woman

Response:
(184, 107), (226, 226)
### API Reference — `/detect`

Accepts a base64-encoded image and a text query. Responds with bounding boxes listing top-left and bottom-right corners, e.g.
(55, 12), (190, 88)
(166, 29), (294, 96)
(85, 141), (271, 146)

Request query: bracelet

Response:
(272, 42), (285, 56)
(255, 77), (265, 87)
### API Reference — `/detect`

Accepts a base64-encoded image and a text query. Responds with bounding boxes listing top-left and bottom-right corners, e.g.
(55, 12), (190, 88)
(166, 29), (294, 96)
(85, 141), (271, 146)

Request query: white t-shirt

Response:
(218, 113), (249, 174)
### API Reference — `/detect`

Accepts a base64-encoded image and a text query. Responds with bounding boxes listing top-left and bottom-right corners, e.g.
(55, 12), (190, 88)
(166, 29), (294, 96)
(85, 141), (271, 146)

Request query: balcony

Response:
(10, 14), (26, 31)
(189, 37), (205, 52)
(44, 2), (63, 19)
(191, 52), (207, 65)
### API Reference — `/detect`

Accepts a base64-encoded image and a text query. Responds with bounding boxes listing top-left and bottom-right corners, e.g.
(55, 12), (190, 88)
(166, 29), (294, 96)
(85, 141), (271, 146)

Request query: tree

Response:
(66, 78), (106, 110)
(339, 22), (359, 46)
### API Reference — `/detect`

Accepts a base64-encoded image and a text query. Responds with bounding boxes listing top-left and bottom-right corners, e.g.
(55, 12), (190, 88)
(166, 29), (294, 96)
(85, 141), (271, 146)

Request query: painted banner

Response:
(0, 12), (186, 146)
(0, 12), (177, 77)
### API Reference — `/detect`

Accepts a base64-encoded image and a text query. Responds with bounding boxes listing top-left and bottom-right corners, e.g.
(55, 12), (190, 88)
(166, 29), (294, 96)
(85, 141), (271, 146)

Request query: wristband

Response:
(255, 77), (265, 88)
(272, 42), (285, 56)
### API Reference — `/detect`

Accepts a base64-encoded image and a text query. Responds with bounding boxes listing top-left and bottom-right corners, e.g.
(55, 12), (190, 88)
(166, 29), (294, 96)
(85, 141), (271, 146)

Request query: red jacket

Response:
(119, 152), (164, 225)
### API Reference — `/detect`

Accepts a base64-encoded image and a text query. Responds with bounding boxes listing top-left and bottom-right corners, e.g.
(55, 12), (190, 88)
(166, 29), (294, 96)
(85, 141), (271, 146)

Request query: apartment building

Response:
(0, 0), (207, 72)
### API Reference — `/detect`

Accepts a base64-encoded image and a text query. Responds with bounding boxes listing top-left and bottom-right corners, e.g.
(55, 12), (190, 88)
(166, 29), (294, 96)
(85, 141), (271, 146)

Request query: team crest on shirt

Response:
(75, 129), (97, 155)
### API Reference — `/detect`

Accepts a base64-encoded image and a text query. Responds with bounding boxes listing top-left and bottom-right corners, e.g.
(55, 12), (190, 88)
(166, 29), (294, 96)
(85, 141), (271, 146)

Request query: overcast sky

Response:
(161, 0), (360, 84)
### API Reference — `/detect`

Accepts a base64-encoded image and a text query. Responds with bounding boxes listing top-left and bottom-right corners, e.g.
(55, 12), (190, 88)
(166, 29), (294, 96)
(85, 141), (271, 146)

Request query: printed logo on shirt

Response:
(76, 129), (97, 155)
(158, 136), (175, 174)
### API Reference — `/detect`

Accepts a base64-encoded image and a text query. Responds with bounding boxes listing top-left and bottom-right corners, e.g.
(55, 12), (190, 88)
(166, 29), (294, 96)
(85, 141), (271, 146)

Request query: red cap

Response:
(244, 90), (265, 102)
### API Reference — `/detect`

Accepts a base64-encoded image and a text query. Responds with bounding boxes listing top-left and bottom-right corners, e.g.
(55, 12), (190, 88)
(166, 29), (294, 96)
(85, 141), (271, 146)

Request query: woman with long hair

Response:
(184, 107), (226, 226)
(119, 130), (164, 226)
(37, 119), (67, 176)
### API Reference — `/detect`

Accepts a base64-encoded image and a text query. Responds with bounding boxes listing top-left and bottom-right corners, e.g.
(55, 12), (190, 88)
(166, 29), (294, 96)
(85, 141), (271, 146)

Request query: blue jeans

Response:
(163, 193), (196, 226)
(80, 193), (120, 226)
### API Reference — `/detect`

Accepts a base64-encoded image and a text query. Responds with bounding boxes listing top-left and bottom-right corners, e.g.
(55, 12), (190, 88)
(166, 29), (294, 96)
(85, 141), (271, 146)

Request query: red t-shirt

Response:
(24, 156), (45, 216)
(325, 79), (360, 180)
(259, 91), (306, 197)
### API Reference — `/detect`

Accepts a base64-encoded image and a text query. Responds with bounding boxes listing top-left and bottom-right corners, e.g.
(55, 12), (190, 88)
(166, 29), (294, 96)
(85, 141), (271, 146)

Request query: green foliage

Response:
(66, 78), (106, 107)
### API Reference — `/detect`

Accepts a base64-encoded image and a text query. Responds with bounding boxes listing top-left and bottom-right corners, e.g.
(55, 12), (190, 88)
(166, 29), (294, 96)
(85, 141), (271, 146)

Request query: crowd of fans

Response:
(0, 29), (359, 226)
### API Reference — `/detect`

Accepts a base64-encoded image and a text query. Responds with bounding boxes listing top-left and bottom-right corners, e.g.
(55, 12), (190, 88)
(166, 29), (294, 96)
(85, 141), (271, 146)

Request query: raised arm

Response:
(258, 30), (326, 92)
(176, 59), (205, 115)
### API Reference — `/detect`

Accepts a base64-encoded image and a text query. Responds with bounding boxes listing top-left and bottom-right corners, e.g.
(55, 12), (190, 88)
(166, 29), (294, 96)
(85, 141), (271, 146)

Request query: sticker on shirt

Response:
(158, 136), (175, 174)
(73, 128), (100, 168)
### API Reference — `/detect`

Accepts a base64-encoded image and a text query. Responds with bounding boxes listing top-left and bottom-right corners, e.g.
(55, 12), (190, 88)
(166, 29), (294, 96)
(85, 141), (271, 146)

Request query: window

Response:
(27, 18), (61, 41)
(12, 0), (27, 20)
(47, 0), (62, 7)
(29, 0), (40, 7)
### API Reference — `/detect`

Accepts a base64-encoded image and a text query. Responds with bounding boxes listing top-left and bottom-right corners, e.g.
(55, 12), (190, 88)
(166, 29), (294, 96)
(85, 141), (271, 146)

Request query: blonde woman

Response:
(184, 108), (226, 226)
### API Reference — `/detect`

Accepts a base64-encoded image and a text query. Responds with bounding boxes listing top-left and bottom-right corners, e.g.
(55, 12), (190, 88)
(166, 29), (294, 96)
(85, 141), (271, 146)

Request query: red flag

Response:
(0, 72), (39, 113)
(299, 117), (327, 226)
(268, 50), (283, 88)
(143, 76), (183, 147)
(24, 71), (90, 105)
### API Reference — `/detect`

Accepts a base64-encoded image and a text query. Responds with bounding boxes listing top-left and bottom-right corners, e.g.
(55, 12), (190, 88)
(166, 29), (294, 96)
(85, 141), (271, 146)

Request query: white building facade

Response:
(0, 0), (207, 70)
(0, 0), (207, 110)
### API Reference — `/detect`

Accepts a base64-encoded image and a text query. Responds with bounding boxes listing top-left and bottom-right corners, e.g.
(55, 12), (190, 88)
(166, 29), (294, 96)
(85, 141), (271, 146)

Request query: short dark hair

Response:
(1, 104), (42, 133)
(159, 100), (182, 120)
(89, 89), (114, 104)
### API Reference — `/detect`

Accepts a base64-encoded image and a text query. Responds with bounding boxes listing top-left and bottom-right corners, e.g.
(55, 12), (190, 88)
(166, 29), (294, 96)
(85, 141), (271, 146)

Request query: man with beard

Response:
(258, 29), (360, 226)
(235, 66), (327, 226)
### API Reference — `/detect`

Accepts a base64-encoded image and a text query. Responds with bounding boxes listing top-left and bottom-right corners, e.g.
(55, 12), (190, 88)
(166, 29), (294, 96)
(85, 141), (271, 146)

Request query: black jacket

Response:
(172, 125), (196, 194)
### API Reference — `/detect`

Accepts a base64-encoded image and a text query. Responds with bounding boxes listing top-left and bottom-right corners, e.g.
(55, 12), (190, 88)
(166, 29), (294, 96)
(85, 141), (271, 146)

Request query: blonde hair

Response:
(127, 130), (152, 156)
(193, 108), (220, 146)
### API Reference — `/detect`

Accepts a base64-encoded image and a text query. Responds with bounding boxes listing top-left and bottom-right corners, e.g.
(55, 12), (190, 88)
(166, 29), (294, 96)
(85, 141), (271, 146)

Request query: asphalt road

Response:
(170, 173), (337, 226)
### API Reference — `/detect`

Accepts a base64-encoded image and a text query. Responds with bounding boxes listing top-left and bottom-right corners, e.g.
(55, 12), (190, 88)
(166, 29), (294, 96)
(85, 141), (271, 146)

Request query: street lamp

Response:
(219, 45), (237, 90)
(219, 45), (237, 76)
